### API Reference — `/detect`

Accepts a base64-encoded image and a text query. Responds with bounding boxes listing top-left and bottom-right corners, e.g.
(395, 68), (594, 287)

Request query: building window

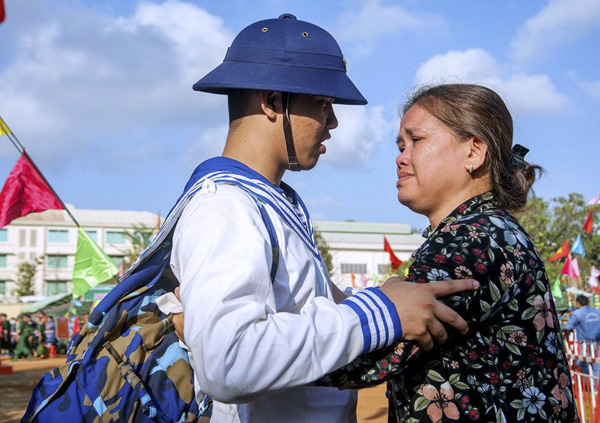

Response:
(340, 263), (367, 274)
(46, 280), (68, 295)
(48, 229), (69, 243)
(30, 230), (37, 247)
(0, 229), (7, 242)
(106, 231), (125, 244)
(0, 254), (6, 268)
(109, 256), (124, 267)
(378, 264), (392, 275)
(85, 230), (98, 242)
(0, 281), (6, 295)
(19, 229), (26, 246)
(46, 255), (68, 269)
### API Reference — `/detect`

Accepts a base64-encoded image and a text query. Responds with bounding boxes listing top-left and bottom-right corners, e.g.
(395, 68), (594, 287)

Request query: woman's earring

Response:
(469, 164), (473, 174)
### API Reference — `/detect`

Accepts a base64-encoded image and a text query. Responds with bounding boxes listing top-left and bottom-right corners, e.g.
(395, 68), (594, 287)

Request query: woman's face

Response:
(396, 104), (472, 225)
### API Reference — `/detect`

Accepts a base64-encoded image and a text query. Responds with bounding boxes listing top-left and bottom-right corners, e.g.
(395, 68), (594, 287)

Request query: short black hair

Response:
(227, 90), (255, 123)
(576, 295), (590, 306)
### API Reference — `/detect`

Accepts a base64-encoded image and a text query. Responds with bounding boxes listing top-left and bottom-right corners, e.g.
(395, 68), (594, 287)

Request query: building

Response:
(0, 206), (160, 302)
(0, 207), (424, 302)
(315, 220), (424, 290)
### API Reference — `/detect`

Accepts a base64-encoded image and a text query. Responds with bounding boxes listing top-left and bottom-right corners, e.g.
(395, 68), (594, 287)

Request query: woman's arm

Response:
(316, 213), (529, 388)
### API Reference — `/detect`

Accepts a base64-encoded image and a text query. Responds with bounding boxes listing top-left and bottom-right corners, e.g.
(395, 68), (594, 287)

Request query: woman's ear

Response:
(260, 91), (282, 121)
(466, 136), (488, 173)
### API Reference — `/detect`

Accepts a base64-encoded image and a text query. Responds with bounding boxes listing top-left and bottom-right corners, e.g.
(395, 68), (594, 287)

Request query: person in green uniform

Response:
(12, 313), (34, 360)
(0, 313), (12, 356)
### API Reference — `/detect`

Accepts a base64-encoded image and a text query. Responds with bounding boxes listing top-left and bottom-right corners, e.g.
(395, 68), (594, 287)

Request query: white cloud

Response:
(0, 0), (233, 164)
(510, 0), (600, 64)
(579, 81), (600, 99)
(415, 48), (570, 114)
(335, 0), (447, 56)
(321, 105), (389, 167)
(569, 72), (600, 100)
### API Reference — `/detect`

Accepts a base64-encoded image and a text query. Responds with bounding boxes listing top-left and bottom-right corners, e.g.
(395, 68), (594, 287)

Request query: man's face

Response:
(288, 94), (338, 170)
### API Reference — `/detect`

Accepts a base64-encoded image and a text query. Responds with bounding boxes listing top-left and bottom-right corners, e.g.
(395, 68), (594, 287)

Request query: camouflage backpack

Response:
(22, 158), (280, 423)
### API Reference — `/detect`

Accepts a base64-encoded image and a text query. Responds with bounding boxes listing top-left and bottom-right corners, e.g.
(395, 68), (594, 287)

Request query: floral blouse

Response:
(318, 193), (578, 423)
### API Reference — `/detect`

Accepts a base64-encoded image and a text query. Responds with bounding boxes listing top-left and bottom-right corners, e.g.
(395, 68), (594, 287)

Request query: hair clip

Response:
(511, 144), (529, 170)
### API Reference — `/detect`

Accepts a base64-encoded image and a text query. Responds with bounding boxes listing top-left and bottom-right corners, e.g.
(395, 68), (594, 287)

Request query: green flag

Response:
(551, 276), (563, 299)
(72, 227), (119, 297)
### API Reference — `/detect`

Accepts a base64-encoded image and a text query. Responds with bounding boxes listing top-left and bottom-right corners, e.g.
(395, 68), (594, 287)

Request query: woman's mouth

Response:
(396, 172), (413, 186)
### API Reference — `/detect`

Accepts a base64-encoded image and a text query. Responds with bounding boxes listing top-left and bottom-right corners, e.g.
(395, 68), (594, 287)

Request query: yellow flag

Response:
(0, 116), (10, 136)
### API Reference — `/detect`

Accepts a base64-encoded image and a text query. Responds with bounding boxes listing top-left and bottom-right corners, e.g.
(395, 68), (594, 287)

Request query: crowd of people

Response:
(0, 311), (84, 361)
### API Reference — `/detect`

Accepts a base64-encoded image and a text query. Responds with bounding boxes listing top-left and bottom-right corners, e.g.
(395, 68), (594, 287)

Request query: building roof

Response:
(314, 220), (423, 250)
(9, 205), (160, 228)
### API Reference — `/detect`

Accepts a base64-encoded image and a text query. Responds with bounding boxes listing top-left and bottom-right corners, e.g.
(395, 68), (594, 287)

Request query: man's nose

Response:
(326, 106), (338, 130)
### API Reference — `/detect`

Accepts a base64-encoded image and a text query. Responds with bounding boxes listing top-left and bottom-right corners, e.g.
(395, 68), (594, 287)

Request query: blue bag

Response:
(22, 159), (280, 422)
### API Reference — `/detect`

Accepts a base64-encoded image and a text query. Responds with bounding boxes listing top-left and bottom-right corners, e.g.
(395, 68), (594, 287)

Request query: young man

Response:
(171, 14), (478, 422)
(12, 313), (33, 361)
(0, 313), (12, 356)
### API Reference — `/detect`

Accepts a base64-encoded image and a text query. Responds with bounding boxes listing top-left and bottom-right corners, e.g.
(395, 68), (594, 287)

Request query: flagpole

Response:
(0, 115), (82, 228)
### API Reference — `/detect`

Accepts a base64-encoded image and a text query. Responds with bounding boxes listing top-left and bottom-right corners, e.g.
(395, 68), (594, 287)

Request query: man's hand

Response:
(172, 287), (185, 342)
(380, 277), (479, 351)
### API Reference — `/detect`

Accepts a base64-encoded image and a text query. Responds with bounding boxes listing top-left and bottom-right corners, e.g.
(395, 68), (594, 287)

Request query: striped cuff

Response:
(341, 287), (402, 355)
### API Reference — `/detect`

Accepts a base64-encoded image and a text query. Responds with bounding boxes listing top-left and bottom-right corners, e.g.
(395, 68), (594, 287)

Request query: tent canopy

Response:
(21, 292), (73, 314)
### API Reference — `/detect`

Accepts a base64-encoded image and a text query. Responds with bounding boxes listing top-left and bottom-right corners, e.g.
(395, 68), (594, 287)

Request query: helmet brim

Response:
(193, 61), (367, 106)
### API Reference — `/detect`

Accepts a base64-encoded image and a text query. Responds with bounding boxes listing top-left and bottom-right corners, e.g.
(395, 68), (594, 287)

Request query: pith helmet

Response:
(193, 14), (367, 105)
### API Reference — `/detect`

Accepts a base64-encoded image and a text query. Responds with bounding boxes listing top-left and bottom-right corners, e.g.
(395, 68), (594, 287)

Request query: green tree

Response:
(15, 261), (37, 297)
(314, 230), (333, 274)
(518, 193), (599, 290)
(121, 224), (156, 269)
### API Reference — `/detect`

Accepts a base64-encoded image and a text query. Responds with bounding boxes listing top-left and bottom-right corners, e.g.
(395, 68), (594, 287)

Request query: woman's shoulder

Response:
(427, 203), (537, 259)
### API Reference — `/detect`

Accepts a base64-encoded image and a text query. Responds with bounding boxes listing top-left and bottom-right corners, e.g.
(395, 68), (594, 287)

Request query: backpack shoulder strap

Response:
(246, 190), (280, 283)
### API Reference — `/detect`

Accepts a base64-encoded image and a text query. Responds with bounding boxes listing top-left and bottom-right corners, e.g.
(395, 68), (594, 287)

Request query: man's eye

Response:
(412, 137), (422, 143)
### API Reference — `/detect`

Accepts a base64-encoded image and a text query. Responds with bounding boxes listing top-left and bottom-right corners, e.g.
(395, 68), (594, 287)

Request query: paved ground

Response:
(0, 356), (388, 422)
(0, 357), (66, 423)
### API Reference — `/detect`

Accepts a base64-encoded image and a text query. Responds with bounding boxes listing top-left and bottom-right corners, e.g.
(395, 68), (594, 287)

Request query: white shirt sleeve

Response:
(171, 185), (401, 404)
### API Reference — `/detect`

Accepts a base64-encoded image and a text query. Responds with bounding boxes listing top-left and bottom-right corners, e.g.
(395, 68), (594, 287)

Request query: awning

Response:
(21, 292), (73, 314)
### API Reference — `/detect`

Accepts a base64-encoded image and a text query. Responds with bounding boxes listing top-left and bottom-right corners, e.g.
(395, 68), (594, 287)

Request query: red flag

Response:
(384, 236), (403, 270)
(583, 210), (593, 234)
(560, 257), (580, 279)
(0, 152), (63, 227)
(0, 0), (5, 24)
(549, 240), (570, 261)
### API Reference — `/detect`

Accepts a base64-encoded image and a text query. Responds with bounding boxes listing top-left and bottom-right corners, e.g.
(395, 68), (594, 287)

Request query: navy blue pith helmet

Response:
(193, 14), (367, 105)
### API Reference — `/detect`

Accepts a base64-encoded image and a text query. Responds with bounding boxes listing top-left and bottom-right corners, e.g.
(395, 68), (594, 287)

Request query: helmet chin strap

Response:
(282, 92), (300, 172)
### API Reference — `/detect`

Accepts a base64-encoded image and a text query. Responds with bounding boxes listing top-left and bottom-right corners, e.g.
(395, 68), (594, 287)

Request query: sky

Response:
(0, 0), (599, 231)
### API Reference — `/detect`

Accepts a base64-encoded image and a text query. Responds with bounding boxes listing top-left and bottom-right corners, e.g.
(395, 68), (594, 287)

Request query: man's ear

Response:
(260, 91), (283, 121)
(465, 136), (488, 173)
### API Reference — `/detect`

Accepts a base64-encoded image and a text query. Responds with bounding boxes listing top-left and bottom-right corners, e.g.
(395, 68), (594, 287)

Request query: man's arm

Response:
(565, 312), (579, 331)
(172, 188), (477, 403)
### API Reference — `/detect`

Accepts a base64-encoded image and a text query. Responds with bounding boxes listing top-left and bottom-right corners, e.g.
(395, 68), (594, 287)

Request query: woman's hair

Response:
(402, 84), (542, 213)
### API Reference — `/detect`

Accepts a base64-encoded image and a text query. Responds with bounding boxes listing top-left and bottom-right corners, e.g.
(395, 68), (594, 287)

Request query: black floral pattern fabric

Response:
(319, 193), (578, 423)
